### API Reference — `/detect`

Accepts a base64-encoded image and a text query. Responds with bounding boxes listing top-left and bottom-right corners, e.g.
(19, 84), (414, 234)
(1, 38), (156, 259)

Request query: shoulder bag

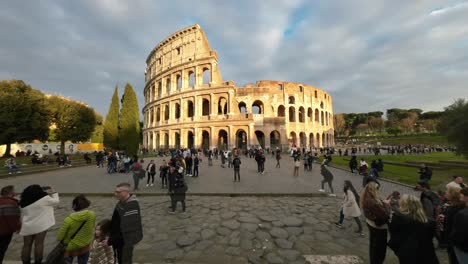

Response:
(45, 219), (88, 264)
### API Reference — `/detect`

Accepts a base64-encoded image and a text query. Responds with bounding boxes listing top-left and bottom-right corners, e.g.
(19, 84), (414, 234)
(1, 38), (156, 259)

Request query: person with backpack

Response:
(232, 155), (241, 182)
(168, 165), (187, 214)
(335, 180), (364, 236)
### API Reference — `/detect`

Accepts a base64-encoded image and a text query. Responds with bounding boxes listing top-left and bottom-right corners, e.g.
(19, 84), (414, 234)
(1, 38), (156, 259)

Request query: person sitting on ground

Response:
(446, 176), (466, 191)
(5, 158), (20, 174)
(449, 187), (468, 263)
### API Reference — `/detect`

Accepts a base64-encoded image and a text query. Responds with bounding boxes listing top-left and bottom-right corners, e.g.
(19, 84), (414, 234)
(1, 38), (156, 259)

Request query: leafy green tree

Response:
(387, 126), (402, 136)
(48, 96), (97, 154)
(90, 113), (104, 143)
(439, 99), (468, 156)
(119, 83), (140, 155)
(0, 80), (50, 156)
(103, 86), (120, 149)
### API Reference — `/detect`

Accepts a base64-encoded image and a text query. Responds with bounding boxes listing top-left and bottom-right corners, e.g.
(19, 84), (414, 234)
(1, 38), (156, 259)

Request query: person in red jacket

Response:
(0, 185), (21, 262)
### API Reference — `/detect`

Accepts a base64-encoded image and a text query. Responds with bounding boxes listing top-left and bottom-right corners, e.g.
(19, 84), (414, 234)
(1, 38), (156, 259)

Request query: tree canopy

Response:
(0, 80), (50, 156)
(119, 83), (140, 155)
(439, 99), (468, 156)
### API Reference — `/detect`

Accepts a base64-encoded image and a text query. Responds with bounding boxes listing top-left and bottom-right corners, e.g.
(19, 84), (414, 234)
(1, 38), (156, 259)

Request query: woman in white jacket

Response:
(19, 185), (59, 264)
(335, 180), (364, 236)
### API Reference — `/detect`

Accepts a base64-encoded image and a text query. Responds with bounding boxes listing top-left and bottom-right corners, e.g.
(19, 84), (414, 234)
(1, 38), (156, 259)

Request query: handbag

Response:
(45, 219), (88, 264)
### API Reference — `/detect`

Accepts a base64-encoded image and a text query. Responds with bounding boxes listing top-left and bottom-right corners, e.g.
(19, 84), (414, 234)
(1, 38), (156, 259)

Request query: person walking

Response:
(109, 183), (143, 264)
(318, 164), (336, 196)
(335, 181), (364, 236)
(232, 155), (241, 182)
(193, 155), (200, 177)
(360, 181), (391, 264)
(56, 194), (96, 264)
(19, 185), (60, 264)
(293, 156), (300, 177)
(275, 149), (281, 168)
(146, 160), (156, 187)
(349, 155), (358, 173)
(159, 160), (169, 188)
(388, 195), (439, 264)
(0, 185), (21, 263)
(131, 157), (144, 191)
(449, 187), (468, 263)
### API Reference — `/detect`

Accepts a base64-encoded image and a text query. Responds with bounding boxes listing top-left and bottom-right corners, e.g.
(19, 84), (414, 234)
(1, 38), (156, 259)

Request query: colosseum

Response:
(142, 24), (334, 151)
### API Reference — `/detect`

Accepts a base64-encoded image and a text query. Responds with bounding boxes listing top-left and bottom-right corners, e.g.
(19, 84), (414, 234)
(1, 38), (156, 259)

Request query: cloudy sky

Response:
(1, 1), (467, 117)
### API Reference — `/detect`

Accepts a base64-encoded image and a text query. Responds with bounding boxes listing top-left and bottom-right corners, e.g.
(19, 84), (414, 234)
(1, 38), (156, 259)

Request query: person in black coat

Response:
(168, 166), (187, 213)
(388, 194), (439, 264)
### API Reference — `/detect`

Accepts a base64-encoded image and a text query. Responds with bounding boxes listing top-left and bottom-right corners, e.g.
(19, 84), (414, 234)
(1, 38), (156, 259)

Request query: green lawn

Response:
(337, 135), (450, 146)
(330, 152), (468, 192)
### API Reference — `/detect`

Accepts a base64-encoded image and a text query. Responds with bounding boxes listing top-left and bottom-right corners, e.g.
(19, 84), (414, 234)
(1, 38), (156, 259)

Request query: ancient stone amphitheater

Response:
(142, 24), (334, 151)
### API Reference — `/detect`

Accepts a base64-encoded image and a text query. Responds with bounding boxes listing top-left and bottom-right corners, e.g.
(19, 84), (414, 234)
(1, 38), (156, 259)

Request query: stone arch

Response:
(236, 129), (248, 150)
(202, 99), (210, 116)
(315, 109), (319, 122)
(278, 105), (285, 117)
(289, 131), (297, 147)
(255, 130), (265, 149)
(175, 132), (181, 148)
(321, 111), (325, 126)
(322, 133), (326, 147)
(299, 132), (307, 147)
(309, 133), (315, 148)
(202, 130), (210, 149)
(187, 131), (194, 149)
(298, 107), (305, 123)
(164, 104), (170, 120)
(157, 81), (162, 98)
(238, 102), (247, 114)
(188, 71), (195, 87)
(187, 100), (194, 118)
(316, 133), (321, 148)
(289, 106), (296, 122)
(156, 107), (160, 122)
(218, 129), (228, 150)
(314, 90), (318, 98)
(270, 130), (281, 148)
(252, 100), (264, 114)
(307, 107), (313, 122)
(218, 97), (228, 114)
(325, 111), (329, 126)
(203, 67), (211, 84)
(176, 74), (182, 91)
(320, 101), (324, 108)
(149, 108), (154, 124)
(174, 103), (181, 119)
(149, 133), (153, 149)
(164, 132), (169, 149)
(288, 96), (295, 104)
(156, 133), (160, 149)
(299, 86), (303, 92)
(166, 77), (171, 94)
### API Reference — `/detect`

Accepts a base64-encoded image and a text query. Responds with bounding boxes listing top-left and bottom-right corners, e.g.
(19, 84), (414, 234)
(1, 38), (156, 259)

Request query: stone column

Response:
(248, 124), (254, 147)
(210, 126), (215, 149)
(168, 129), (173, 149)
(228, 90), (234, 115)
(180, 129), (186, 149)
(194, 127), (199, 149)
(228, 125), (234, 149)
(195, 66), (199, 88)
(210, 93), (215, 117)
(143, 132), (147, 149)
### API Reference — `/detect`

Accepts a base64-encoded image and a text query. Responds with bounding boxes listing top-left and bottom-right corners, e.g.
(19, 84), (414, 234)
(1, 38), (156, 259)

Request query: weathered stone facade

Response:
(142, 24), (334, 150)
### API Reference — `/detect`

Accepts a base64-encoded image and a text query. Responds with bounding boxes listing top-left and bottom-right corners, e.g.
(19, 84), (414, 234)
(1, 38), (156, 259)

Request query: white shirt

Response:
(20, 193), (59, 236)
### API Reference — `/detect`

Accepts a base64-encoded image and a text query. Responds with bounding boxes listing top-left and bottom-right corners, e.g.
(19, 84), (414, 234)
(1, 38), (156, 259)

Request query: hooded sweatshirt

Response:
(57, 209), (96, 252)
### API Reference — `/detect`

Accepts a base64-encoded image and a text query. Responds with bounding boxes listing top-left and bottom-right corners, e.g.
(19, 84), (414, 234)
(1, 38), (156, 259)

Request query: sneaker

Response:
(150, 183), (154, 187)
(146, 184), (149, 187)
(168, 210), (176, 214)
(8, 172), (12, 175)
(261, 172), (264, 175)
(335, 223), (343, 228)
(318, 189), (325, 192)
(329, 194), (337, 197)
(355, 230), (364, 236)
(181, 211), (187, 215)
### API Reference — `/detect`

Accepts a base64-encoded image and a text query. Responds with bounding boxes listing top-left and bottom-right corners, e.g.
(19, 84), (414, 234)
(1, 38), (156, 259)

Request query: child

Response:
(88, 219), (114, 264)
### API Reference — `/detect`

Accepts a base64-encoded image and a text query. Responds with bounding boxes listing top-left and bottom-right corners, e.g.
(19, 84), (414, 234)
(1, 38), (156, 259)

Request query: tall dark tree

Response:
(48, 96), (97, 154)
(0, 80), (50, 156)
(103, 86), (120, 149)
(439, 99), (468, 157)
(119, 83), (140, 155)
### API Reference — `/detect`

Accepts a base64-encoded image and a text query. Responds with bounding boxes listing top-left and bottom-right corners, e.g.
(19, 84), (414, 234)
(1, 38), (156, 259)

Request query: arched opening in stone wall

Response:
(299, 132), (307, 147)
(202, 131), (210, 149)
(308, 108), (313, 122)
(218, 130), (228, 150)
(218, 97), (228, 115)
(322, 133), (326, 147)
(166, 78), (171, 94)
(270, 130), (281, 148)
(316, 133), (320, 148)
(156, 107), (160, 122)
(289, 107), (296, 122)
(299, 86), (303, 92)
(315, 109), (319, 122)
(314, 90), (318, 98)
(174, 103), (181, 119)
(164, 105), (170, 120)
(202, 99), (210, 116)
(309, 133), (315, 148)
(151, 85), (155, 101)
(255, 130), (265, 149)
(299, 107), (305, 123)
(238, 102), (247, 114)
(188, 71), (195, 87)
(176, 74), (182, 91)
(288, 96), (295, 104)
(158, 82), (162, 98)
(321, 111), (325, 126)
(156, 133), (160, 149)
(149, 109), (154, 124)
(149, 133), (153, 149)
(187, 131), (194, 149)
(164, 133), (169, 149)
(236, 129), (248, 150)
(203, 67), (211, 84)
(277, 105), (285, 117)
(289, 132), (297, 147)
(252, 100), (264, 114)
(175, 132), (181, 148)
(325, 111), (329, 126)
(187, 101), (194, 118)
(320, 101), (324, 108)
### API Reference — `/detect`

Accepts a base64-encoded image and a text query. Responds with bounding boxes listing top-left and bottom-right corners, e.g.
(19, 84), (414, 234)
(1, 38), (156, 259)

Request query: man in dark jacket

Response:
(193, 155), (200, 177)
(232, 155), (241, 182)
(110, 183), (143, 264)
(168, 166), (187, 213)
(0, 185), (21, 263)
(450, 187), (468, 262)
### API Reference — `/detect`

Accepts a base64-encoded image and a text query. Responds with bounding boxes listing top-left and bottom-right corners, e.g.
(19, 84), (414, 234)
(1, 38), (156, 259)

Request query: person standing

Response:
(19, 185), (60, 264)
(275, 149), (281, 168)
(349, 156), (358, 173)
(388, 195), (439, 263)
(146, 160), (156, 187)
(193, 155), (200, 177)
(232, 155), (241, 182)
(109, 183), (143, 264)
(159, 160), (169, 188)
(168, 166), (187, 213)
(0, 185), (21, 263)
(88, 219), (114, 264)
(57, 195), (96, 264)
(335, 181), (363, 236)
(185, 155), (193, 176)
(131, 157), (143, 191)
(293, 157), (300, 177)
(208, 150), (213, 166)
(318, 164), (335, 197)
(360, 181), (390, 264)
(450, 187), (468, 263)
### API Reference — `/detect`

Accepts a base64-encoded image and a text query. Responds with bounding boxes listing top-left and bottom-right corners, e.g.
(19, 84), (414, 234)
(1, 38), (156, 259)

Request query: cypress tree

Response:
(119, 83), (140, 155)
(103, 86), (120, 149)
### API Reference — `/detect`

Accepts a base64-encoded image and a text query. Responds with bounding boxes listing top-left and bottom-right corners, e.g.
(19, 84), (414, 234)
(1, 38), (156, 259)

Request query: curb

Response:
(0, 163), (93, 178)
(56, 192), (330, 197)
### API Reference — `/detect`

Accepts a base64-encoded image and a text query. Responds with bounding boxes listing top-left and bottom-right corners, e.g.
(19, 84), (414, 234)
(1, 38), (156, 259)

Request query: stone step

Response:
(304, 255), (363, 264)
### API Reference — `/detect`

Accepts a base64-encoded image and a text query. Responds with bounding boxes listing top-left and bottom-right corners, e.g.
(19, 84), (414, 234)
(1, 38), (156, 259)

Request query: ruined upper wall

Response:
(145, 24), (222, 84)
